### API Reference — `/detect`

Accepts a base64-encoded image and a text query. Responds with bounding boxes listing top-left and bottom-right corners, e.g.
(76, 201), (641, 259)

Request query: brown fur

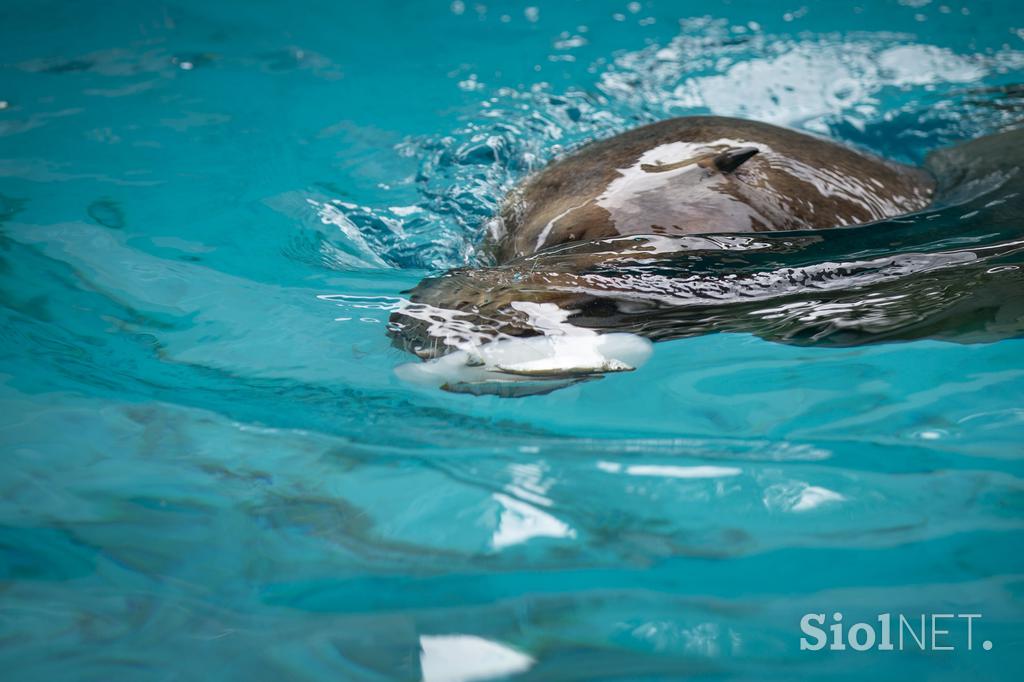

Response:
(490, 116), (934, 262)
(392, 116), (947, 359)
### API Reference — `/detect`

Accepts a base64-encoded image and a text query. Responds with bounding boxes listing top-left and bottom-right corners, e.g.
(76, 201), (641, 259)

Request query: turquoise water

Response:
(2, 0), (1024, 679)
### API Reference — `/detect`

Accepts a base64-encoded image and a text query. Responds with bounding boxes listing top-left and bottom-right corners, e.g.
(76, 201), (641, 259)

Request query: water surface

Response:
(1, 1), (1023, 680)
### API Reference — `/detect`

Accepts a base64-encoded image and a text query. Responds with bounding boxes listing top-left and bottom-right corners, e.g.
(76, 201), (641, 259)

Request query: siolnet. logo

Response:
(800, 612), (992, 652)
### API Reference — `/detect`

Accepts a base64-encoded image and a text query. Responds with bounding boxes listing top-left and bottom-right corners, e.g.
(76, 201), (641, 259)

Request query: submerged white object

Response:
(394, 301), (652, 396)
(395, 330), (652, 395)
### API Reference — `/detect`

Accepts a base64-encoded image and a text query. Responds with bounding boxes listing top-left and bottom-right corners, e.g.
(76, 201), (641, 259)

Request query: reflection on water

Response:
(1, 0), (1023, 680)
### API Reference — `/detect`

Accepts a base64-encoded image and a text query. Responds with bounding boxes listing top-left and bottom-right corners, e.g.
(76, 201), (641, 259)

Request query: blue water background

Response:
(1, 1), (1023, 679)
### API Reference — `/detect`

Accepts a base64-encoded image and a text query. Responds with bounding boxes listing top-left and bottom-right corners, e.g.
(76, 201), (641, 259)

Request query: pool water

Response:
(1, 1), (1023, 679)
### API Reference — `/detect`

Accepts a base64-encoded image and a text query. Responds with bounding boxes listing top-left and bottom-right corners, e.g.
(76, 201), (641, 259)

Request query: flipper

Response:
(395, 331), (652, 397)
(925, 126), (1024, 205)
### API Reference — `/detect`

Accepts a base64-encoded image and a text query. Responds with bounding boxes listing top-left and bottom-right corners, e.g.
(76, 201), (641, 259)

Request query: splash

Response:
(307, 19), (1024, 272)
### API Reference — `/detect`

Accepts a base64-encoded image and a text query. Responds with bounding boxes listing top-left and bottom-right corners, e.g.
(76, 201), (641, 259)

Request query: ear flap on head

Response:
(711, 146), (759, 173)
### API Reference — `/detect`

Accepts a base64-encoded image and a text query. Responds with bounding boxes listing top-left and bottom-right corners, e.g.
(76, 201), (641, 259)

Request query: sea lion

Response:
(388, 116), (1024, 395)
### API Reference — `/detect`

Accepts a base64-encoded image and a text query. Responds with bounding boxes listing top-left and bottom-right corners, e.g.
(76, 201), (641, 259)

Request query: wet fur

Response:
(390, 117), (1021, 359)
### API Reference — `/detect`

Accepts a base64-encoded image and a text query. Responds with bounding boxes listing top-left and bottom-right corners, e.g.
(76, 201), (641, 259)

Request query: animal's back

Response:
(491, 116), (934, 262)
